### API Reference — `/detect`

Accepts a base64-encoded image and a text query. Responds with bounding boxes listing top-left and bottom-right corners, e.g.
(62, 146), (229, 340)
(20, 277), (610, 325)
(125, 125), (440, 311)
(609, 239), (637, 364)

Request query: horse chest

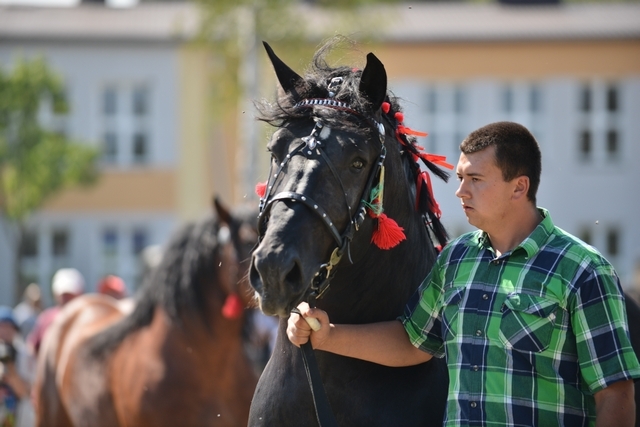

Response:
(249, 344), (448, 427)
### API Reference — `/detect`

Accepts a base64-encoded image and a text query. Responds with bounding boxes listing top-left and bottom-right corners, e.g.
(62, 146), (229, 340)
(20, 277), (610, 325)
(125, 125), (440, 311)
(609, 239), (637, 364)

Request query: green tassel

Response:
(363, 165), (385, 217)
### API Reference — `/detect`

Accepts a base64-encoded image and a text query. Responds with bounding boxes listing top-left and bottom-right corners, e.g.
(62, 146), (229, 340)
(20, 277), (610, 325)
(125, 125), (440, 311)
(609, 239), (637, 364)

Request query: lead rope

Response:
(292, 300), (339, 427)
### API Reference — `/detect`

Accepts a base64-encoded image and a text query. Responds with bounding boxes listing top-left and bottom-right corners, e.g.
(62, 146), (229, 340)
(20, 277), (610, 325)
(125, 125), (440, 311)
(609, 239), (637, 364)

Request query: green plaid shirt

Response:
(401, 208), (640, 427)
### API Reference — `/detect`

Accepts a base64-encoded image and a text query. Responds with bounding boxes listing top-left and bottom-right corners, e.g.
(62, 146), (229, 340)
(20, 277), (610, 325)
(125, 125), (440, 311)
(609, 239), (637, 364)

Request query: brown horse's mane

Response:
(88, 215), (225, 359)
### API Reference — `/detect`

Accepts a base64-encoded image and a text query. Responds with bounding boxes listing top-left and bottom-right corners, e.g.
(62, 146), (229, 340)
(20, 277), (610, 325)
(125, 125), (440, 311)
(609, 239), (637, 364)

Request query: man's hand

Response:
(287, 302), (331, 350)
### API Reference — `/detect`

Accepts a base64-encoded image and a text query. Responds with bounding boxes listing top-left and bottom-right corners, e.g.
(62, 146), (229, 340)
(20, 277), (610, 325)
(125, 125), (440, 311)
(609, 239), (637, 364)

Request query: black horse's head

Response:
(250, 41), (449, 317)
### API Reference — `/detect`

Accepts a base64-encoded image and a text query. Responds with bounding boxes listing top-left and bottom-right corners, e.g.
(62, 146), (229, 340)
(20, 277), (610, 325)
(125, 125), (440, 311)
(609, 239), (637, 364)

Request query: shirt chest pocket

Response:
(499, 293), (559, 353)
(441, 287), (466, 342)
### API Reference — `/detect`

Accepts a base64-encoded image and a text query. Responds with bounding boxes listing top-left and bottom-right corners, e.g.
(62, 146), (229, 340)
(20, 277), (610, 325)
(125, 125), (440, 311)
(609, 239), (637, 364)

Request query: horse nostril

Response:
(249, 261), (263, 294)
(284, 262), (303, 291)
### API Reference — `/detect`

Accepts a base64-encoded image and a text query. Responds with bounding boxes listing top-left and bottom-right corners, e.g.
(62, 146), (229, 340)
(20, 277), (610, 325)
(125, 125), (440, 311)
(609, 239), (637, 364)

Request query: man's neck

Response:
(486, 206), (542, 257)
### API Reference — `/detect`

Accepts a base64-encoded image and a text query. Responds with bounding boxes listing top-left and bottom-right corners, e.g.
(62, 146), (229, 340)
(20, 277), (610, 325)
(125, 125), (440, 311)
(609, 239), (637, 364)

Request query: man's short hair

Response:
(460, 121), (541, 203)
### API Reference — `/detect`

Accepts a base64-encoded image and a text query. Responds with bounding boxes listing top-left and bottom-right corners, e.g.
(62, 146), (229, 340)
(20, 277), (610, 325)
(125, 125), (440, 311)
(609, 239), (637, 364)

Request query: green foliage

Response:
(0, 57), (98, 222)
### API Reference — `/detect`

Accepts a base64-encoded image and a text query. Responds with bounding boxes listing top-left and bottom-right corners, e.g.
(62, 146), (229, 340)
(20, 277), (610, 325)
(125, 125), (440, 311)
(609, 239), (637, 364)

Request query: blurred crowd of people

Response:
(0, 269), (128, 427)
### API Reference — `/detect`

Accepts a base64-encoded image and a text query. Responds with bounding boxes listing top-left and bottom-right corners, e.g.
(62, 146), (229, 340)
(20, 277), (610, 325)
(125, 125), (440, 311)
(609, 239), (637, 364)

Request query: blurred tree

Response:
(195, 0), (397, 197)
(0, 57), (99, 298)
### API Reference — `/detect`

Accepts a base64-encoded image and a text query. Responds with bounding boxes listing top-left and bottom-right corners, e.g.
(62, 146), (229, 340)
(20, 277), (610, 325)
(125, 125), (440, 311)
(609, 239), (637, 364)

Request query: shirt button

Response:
(472, 365), (479, 371)
(475, 330), (483, 337)
(470, 402), (477, 408)
(482, 294), (489, 300)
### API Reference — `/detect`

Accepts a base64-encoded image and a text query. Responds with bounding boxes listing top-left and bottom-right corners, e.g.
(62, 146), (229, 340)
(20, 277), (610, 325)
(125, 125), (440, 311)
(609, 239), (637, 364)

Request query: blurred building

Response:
(0, 2), (240, 304)
(364, 3), (640, 291)
(0, 1), (638, 304)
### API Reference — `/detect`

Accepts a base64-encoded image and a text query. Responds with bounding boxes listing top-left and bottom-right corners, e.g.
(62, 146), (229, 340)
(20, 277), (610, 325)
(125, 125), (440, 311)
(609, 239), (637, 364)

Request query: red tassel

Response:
(222, 293), (244, 319)
(371, 213), (406, 250)
(255, 181), (267, 198)
(397, 125), (428, 137)
(381, 102), (390, 114)
(417, 171), (442, 218)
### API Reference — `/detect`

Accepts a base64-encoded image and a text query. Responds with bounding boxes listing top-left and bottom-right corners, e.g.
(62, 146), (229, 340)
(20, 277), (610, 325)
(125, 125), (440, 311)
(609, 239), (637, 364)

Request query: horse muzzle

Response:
(249, 237), (322, 317)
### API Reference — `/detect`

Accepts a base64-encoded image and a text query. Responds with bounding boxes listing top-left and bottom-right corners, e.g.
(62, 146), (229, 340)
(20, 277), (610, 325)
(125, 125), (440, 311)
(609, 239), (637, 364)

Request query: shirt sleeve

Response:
(571, 262), (640, 393)
(399, 253), (448, 358)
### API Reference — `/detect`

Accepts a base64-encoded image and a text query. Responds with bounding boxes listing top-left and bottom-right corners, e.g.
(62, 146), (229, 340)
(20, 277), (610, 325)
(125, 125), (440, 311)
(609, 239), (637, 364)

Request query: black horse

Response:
(248, 41), (450, 426)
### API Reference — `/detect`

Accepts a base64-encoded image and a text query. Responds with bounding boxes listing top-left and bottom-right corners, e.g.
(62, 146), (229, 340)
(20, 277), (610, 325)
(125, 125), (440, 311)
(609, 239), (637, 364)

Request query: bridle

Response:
(257, 89), (387, 302)
(257, 93), (389, 427)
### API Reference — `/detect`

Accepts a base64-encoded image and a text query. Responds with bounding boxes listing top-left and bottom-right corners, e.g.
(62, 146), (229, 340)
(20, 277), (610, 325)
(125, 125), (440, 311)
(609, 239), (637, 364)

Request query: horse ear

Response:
(359, 53), (387, 111)
(263, 41), (302, 95)
(213, 195), (232, 226)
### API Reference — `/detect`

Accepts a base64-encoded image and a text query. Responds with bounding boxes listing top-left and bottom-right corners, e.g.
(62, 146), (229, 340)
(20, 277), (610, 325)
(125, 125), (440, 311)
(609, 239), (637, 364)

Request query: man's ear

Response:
(512, 175), (530, 201)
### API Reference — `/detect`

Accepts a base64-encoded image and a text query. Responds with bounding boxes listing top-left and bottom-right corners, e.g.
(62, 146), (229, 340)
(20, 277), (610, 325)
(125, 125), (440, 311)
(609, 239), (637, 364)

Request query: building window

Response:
(606, 84), (618, 112)
(454, 86), (465, 114)
(52, 229), (69, 257)
(102, 228), (118, 256)
(133, 86), (148, 116)
(133, 133), (147, 163)
(426, 89), (437, 114)
(606, 130), (619, 159)
(579, 228), (592, 245)
(103, 86), (117, 116)
(502, 85), (513, 113)
(101, 83), (152, 167)
(607, 228), (619, 257)
(103, 132), (117, 163)
(580, 84), (591, 112)
(529, 84), (541, 113)
(579, 130), (592, 160)
(132, 229), (148, 255)
(20, 231), (38, 257)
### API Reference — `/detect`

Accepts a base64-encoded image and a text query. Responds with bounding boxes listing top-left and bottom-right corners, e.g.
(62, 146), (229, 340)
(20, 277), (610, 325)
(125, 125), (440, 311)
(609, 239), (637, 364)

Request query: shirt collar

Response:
(473, 207), (554, 258)
(518, 208), (554, 258)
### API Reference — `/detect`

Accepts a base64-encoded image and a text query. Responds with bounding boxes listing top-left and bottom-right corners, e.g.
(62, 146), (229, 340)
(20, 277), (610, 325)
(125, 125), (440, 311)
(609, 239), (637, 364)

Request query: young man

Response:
(288, 122), (640, 426)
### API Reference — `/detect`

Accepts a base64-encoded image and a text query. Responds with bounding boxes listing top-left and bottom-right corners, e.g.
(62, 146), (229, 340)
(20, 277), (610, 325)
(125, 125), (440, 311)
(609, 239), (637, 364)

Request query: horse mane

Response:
(257, 37), (449, 245)
(88, 215), (224, 358)
(257, 38), (377, 129)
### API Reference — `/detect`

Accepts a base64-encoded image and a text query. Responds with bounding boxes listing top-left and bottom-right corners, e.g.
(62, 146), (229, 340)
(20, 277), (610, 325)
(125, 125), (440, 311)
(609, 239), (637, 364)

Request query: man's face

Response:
(455, 145), (515, 234)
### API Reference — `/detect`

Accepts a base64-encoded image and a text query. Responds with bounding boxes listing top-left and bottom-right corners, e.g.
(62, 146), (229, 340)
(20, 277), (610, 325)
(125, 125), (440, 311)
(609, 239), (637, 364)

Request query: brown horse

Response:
(33, 198), (259, 427)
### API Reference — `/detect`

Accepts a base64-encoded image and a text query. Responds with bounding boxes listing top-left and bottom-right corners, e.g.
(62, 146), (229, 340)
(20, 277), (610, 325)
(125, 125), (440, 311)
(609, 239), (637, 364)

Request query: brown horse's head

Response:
(213, 197), (259, 318)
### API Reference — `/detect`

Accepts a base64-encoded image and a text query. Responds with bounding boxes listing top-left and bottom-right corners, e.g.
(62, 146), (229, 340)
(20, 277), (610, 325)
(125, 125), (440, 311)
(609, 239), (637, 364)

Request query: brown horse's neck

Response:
(109, 305), (256, 426)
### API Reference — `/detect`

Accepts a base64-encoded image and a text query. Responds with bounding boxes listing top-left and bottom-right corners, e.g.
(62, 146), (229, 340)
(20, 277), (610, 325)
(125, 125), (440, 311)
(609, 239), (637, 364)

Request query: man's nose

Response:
(455, 181), (465, 199)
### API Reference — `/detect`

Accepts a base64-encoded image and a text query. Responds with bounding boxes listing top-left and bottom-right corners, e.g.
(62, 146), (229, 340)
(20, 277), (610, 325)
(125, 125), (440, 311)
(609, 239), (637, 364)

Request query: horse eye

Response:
(351, 159), (365, 170)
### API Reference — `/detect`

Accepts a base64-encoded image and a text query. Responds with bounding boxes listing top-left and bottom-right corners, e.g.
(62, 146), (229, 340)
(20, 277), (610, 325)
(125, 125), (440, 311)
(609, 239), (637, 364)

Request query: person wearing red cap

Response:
(96, 275), (127, 300)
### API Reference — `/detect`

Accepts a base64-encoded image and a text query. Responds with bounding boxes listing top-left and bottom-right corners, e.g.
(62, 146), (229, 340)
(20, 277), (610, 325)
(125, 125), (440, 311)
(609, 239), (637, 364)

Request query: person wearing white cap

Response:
(26, 268), (85, 356)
